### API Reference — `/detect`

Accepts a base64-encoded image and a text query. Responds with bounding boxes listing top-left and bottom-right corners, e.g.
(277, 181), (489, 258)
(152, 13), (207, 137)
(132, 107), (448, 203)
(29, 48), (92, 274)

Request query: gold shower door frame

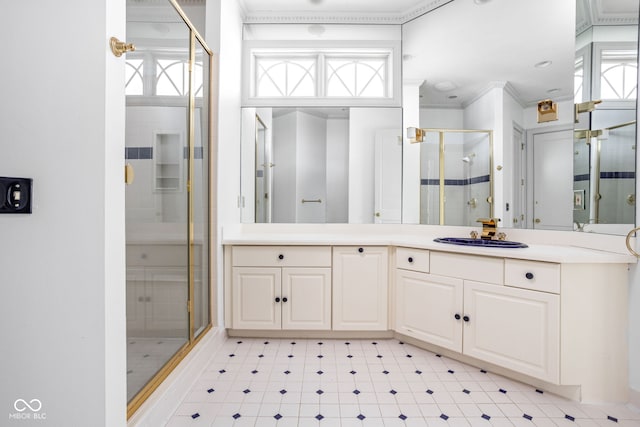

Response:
(127, 0), (215, 418)
(414, 128), (494, 225)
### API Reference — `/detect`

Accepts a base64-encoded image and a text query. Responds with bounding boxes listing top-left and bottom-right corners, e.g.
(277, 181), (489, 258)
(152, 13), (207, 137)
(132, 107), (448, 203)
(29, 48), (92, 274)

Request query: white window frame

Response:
(242, 40), (401, 107)
(591, 42), (637, 110)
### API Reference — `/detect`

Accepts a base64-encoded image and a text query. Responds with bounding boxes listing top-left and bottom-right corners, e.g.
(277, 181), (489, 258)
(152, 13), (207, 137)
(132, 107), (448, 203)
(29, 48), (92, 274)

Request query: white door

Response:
(232, 267), (282, 330)
(463, 281), (560, 383)
(395, 270), (463, 352)
(282, 268), (331, 330)
(332, 247), (388, 330)
(374, 130), (403, 223)
(532, 129), (573, 230)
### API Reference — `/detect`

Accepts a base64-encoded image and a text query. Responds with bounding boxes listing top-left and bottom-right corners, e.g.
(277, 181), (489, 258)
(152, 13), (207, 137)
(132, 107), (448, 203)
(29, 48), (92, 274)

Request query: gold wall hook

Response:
(110, 37), (135, 57)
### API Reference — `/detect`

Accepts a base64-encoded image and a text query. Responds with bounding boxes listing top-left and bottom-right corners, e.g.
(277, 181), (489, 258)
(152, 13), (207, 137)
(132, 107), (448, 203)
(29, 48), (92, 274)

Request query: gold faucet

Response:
(477, 218), (500, 240)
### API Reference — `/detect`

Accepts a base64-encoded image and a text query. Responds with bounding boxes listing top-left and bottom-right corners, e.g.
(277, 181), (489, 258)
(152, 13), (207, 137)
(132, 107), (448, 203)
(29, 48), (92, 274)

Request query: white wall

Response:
(0, 1), (126, 426)
(207, 0), (243, 327)
(272, 112), (298, 223)
(629, 40), (640, 404)
(296, 113), (327, 223)
(326, 118), (349, 222)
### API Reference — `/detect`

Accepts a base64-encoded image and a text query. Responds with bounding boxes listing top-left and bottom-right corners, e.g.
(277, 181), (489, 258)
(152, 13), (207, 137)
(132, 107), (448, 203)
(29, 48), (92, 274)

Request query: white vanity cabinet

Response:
(395, 247), (464, 350)
(463, 280), (559, 383)
(332, 246), (389, 331)
(397, 251), (560, 383)
(230, 246), (332, 330)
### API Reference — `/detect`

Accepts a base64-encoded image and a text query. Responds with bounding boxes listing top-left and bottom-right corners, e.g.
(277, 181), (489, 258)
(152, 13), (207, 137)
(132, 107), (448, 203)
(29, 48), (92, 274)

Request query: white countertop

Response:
(222, 224), (637, 264)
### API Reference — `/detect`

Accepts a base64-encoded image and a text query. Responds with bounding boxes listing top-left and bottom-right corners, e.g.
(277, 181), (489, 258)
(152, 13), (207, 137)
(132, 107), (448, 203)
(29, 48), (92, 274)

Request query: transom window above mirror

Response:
(250, 49), (393, 102)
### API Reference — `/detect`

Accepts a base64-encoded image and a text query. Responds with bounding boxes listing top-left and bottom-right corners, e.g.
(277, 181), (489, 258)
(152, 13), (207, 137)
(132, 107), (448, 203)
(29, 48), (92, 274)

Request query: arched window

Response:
(599, 49), (637, 100)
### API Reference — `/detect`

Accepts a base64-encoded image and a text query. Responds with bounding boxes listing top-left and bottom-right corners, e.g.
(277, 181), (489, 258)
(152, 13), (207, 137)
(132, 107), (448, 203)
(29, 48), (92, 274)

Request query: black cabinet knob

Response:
(275, 297), (281, 303)
(525, 272), (534, 280)
(282, 297), (288, 303)
(408, 257), (414, 263)
(278, 254), (284, 260)
(463, 315), (470, 322)
(358, 247), (364, 253)
(454, 313), (461, 320)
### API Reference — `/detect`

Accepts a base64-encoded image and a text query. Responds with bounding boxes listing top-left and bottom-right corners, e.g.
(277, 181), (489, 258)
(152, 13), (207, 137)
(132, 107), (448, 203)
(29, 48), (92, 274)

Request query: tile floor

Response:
(165, 338), (640, 427)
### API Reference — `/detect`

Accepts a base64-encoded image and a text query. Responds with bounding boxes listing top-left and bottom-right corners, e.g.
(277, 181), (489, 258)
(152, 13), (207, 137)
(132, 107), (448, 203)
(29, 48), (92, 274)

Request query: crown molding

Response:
(242, 0), (453, 24)
(576, 0), (639, 34)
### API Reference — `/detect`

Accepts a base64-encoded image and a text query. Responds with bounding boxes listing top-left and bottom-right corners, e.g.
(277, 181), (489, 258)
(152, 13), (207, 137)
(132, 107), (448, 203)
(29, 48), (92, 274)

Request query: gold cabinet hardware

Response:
(124, 163), (135, 185)
(535, 218), (541, 223)
(375, 212), (381, 217)
(110, 37), (135, 57)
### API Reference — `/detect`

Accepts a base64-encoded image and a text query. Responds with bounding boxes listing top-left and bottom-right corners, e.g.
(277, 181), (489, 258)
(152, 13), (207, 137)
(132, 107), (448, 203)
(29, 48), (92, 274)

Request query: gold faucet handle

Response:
(476, 218), (498, 226)
(476, 218), (499, 240)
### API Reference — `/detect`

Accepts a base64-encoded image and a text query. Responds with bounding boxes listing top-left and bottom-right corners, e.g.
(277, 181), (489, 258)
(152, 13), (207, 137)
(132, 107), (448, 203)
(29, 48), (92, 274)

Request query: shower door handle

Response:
(125, 163), (135, 185)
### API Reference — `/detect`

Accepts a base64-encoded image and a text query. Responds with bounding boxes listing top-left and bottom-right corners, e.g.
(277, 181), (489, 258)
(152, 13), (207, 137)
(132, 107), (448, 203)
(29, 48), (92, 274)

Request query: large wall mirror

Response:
(403, 0), (638, 235)
(239, 0), (638, 233)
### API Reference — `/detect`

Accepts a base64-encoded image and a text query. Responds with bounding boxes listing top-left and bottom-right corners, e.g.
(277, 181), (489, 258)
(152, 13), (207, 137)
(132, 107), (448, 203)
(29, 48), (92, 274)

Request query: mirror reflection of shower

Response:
(462, 153), (475, 164)
(417, 129), (493, 226)
(462, 153), (477, 209)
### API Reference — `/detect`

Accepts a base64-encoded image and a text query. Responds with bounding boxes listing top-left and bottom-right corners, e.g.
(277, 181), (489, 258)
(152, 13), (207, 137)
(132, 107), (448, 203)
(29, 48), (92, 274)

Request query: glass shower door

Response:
(125, 3), (190, 403)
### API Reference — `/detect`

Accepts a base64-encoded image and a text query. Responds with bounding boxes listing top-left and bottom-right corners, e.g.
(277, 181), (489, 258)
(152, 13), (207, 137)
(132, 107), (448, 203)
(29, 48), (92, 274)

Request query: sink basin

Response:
(434, 237), (528, 248)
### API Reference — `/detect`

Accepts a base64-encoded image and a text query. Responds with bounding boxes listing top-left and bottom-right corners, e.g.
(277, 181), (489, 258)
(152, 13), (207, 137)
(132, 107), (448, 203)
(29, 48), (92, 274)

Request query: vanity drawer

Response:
(430, 252), (503, 284)
(396, 247), (429, 273)
(231, 245), (331, 267)
(505, 259), (560, 294)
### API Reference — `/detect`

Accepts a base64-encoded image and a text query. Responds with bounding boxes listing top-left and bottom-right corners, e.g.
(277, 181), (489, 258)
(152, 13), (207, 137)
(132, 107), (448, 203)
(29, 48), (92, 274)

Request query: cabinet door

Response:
(396, 270), (463, 352)
(463, 281), (559, 383)
(232, 267), (282, 330)
(145, 267), (189, 334)
(332, 247), (388, 331)
(282, 268), (331, 330)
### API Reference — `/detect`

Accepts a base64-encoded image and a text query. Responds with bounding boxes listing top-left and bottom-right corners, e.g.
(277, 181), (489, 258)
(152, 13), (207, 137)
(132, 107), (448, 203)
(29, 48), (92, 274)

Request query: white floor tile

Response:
(161, 338), (635, 427)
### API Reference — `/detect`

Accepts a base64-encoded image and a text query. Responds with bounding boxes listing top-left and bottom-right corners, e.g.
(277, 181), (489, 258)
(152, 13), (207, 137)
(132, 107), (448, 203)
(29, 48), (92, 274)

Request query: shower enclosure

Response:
(417, 129), (493, 225)
(574, 120), (636, 227)
(124, 0), (212, 417)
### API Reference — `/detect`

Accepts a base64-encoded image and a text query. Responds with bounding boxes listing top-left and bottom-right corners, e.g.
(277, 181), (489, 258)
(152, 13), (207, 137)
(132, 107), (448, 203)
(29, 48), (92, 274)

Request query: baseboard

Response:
(127, 327), (226, 427)
(227, 329), (395, 339)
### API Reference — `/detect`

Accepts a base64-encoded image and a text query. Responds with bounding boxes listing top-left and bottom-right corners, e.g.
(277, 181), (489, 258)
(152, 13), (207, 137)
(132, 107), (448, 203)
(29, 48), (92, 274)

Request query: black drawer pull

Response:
(278, 254), (284, 260)
(358, 247), (364, 253)
(454, 313), (461, 320)
(275, 297), (281, 303)
(525, 272), (534, 280)
(282, 297), (288, 303)
(408, 257), (414, 263)
(463, 315), (470, 322)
